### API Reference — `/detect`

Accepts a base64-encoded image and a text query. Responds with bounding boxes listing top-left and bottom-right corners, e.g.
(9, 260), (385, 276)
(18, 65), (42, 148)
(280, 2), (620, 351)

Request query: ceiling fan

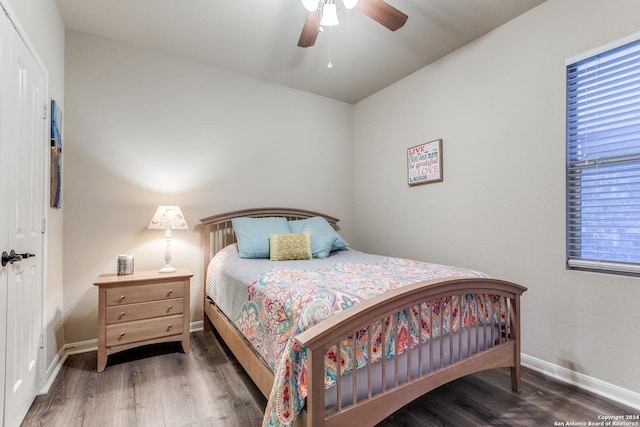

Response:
(298, 0), (408, 48)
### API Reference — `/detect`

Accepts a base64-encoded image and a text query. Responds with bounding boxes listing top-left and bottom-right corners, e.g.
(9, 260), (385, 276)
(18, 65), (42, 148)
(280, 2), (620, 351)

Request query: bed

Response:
(200, 207), (527, 427)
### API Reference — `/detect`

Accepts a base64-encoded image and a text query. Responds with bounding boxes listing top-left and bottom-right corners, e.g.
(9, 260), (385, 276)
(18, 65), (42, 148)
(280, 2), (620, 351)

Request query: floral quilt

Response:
(233, 257), (495, 427)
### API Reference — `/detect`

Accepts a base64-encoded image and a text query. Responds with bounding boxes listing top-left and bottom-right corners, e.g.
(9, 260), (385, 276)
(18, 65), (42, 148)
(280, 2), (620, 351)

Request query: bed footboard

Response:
(294, 277), (526, 427)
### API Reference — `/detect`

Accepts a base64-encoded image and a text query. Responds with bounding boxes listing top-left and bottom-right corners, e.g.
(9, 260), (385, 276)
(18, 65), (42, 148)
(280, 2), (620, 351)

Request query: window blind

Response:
(566, 37), (640, 274)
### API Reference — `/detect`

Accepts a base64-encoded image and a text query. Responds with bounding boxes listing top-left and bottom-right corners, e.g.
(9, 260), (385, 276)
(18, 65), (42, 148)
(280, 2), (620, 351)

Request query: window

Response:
(566, 36), (640, 274)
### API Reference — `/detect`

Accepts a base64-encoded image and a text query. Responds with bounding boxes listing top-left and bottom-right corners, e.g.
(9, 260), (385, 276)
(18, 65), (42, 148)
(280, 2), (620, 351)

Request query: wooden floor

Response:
(22, 330), (636, 427)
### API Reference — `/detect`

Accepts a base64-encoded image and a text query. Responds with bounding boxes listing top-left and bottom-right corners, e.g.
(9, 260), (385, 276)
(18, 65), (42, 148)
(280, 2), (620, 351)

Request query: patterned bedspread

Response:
(227, 255), (491, 427)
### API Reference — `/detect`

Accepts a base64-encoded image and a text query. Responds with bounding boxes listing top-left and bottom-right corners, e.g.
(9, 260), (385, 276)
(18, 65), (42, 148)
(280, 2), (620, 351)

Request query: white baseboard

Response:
(190, 320), (204, 332)
(40, 321), (204, 394)
(39, 345), (67, 395)
(65, 338), (98, 355)
(522, 353), (640, 411)
(39, 339), (98, 395)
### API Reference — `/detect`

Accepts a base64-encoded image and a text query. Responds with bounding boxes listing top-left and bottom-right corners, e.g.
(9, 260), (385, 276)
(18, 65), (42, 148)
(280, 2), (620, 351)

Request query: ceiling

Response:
(55, 0), (546, 104)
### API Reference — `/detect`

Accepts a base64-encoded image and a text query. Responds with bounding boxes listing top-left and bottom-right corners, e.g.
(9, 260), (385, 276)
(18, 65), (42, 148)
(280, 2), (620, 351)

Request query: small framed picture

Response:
(407, 139), (443, 186)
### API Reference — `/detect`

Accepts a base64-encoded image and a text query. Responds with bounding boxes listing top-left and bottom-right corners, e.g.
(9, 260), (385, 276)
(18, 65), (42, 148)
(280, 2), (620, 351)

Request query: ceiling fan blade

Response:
(298, 10), (322, 48)
(356, 0), (408, 31)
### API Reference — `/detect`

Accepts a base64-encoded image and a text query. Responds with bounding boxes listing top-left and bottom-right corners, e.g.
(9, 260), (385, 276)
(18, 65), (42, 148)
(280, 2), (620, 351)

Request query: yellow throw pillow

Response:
(269, 232), (312, 261)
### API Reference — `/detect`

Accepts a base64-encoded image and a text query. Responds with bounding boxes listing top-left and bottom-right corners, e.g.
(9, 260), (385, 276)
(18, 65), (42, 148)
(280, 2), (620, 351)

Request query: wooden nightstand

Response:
(93, 268), (193, 372)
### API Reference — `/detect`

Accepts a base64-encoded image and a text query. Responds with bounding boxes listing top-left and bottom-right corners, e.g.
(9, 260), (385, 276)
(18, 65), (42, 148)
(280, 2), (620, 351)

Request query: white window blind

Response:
(566, 37), (640, 274)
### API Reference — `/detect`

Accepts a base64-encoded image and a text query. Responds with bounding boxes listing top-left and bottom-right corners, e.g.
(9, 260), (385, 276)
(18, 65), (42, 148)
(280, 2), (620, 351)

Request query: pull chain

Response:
(327, 26), (333, 68)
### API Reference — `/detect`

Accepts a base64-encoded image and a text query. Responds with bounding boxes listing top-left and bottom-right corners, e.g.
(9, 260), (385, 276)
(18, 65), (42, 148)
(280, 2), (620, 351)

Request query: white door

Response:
(0, 8), (46, 427)
(0, 9), (10, 425)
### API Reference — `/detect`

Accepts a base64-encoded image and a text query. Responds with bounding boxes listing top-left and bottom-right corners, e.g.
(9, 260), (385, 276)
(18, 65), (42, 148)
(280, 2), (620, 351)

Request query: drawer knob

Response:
(119, 312), (125, 318)
(167, 324), (173, 331)
(119, 332), (125, 337)
(119, 295), (125, 301)
(167, 305), (173, 311)
(167, 290), (173, 296)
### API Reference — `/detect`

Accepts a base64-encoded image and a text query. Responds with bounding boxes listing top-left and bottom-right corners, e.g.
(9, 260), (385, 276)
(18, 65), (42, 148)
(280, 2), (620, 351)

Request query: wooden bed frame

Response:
(200, 208), (527, 427)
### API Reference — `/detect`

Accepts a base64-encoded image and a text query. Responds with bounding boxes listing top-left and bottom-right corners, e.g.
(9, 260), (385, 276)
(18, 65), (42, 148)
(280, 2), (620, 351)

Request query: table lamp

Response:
(148, 206), (188, 273)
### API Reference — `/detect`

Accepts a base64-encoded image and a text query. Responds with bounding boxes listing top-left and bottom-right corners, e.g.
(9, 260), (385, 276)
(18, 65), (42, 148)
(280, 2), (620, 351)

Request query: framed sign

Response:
(407, 139), (443, 186)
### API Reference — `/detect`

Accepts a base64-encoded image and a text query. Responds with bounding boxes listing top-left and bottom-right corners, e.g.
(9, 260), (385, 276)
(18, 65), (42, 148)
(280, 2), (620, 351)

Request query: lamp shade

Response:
(321, 2), (339, 26)
(301, 0), (318, 11)
(342, 0), (358, 9)
(148, 206), (189, 230)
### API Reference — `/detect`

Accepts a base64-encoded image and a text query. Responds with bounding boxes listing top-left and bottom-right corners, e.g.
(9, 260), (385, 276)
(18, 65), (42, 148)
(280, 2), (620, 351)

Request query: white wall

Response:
(63, 31), (354, 343)
(2, 0), (66, 377)
(353, 0), (640, 395)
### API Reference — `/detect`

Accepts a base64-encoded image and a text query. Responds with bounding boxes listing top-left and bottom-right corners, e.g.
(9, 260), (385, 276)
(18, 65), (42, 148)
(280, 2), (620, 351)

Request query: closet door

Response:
(0, 9), (10, 426)
(0, 8), (46, 427)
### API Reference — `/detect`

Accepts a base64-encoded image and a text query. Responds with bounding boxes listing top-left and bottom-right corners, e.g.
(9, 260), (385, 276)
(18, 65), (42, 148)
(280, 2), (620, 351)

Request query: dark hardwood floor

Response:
(22, 330), (637, 427)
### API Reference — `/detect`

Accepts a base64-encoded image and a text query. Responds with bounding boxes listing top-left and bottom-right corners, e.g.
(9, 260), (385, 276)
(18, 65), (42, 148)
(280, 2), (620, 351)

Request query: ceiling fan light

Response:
(342, 0), (359, 9)
(320, 2), (339, 26)
(301, 0), (319, 12)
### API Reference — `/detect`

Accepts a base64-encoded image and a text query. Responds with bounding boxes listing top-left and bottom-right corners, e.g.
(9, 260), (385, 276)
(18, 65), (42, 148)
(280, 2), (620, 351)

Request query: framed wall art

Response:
(50, 99), (62, 208)
(407, 139), (443, 186)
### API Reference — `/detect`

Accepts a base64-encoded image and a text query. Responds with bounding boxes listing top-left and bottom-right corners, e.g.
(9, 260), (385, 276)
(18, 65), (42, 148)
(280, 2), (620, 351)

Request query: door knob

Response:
(1, 250), (35, 267)
(2, 250), (20, 267)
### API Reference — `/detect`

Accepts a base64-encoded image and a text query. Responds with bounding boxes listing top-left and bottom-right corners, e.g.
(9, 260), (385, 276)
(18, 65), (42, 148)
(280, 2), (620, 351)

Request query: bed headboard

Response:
(200, 207), (340, 278)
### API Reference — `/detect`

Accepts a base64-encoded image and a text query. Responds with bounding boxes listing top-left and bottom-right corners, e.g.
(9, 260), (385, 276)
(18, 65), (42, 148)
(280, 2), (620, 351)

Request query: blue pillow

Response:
(232, 217), (291, 258)
(288, 216), (348, 258)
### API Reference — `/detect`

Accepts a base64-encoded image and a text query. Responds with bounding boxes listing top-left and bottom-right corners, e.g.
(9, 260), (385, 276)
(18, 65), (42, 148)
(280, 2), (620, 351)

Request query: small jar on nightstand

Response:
(93, 268), (193, 372)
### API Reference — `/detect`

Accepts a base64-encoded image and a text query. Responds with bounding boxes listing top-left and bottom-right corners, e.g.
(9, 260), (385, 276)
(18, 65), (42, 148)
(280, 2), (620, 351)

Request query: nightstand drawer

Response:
(105, 281), (184, 306)
(105, 298), (184, 324)
(106, 314), (184, 346)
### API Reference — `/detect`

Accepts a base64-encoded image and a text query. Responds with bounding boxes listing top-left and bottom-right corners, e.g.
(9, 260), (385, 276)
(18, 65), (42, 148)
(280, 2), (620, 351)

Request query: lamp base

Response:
(159, 265), (177, 274)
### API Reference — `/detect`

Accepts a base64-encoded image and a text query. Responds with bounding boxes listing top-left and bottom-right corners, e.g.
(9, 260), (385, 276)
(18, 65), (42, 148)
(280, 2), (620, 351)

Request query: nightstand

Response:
(93, 268), (193, 372)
